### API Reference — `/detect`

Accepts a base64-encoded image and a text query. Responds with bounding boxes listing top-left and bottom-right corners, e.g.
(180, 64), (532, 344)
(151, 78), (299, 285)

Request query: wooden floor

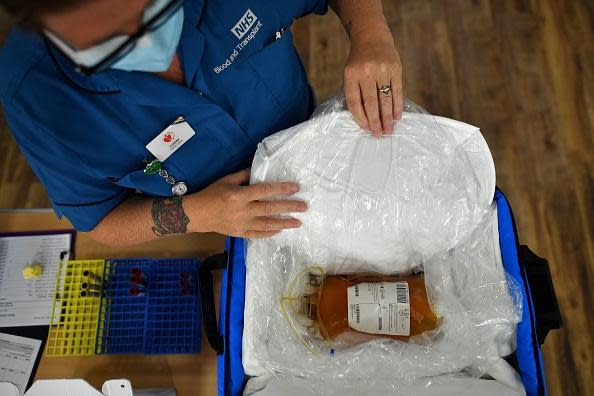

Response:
(1, 1), (593, 394)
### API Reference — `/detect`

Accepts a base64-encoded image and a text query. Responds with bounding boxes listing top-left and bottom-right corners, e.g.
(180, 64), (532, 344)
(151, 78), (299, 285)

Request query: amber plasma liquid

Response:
(311, 274), (438, 341)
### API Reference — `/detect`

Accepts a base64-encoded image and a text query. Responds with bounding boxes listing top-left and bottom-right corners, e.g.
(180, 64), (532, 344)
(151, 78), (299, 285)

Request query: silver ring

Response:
(378, 84), (391, 95)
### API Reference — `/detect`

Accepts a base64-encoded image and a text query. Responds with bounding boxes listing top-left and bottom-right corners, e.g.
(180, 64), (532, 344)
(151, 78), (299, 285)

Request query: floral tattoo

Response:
(151, 196), (190, 236)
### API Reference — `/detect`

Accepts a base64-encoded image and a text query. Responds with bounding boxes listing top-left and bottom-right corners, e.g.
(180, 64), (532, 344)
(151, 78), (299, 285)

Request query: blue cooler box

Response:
(198, 189), (562, 396)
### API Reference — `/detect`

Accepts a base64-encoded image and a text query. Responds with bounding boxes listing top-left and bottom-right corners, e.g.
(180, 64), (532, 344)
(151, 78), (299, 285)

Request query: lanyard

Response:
(144, 158), (188, 196)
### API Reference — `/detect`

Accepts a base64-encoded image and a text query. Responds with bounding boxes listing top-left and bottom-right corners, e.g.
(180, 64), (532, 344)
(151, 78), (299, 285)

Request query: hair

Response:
(0, 0), (85, 27)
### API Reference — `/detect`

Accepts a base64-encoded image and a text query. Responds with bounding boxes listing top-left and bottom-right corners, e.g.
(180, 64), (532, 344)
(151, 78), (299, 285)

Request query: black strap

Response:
(518, 245), (562, 344)
(198, 252), (228, 355)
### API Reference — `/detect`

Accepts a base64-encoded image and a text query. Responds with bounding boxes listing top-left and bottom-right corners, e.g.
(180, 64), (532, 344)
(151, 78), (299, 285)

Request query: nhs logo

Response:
(231, 9), (257, 39)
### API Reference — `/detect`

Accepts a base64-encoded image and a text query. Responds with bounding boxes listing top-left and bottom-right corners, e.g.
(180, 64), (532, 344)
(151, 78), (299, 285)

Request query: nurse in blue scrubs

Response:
(0, 0), (402, 246)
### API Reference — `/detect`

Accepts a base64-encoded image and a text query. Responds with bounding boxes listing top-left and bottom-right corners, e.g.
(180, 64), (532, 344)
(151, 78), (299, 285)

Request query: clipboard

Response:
(0, 229), (75, 392)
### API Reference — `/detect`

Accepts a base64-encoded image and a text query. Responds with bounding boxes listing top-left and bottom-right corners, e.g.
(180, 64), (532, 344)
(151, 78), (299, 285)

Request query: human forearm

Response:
(86, 193), (194, 247)
(329, 0), (392, 43)
(329, 0), (403, 136)
(85, 169), (306, 247)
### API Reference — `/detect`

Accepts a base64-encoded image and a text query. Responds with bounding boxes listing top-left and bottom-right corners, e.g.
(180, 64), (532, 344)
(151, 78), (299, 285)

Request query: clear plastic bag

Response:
(242, 96), (523, 394)
(278, 268), (439, 355)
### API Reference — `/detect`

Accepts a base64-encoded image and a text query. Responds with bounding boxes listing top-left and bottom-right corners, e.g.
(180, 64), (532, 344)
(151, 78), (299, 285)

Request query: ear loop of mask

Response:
(43, 28), (129, 68)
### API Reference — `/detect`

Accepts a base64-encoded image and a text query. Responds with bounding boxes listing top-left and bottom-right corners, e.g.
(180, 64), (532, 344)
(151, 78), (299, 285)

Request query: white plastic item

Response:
(25, 379), (104, 396)
(242, 96), (523, 394)
(24, 378), (175, 396)
(102, 379), (134, 396)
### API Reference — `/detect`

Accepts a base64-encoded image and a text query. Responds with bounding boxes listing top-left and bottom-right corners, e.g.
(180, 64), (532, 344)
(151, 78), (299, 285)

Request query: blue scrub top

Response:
(0, 0), (327, 231)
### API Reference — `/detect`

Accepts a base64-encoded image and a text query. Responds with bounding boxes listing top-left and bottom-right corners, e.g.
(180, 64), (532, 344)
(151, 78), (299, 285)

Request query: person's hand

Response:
(188, 169), (306, 238)
(343, 26), (403, 137)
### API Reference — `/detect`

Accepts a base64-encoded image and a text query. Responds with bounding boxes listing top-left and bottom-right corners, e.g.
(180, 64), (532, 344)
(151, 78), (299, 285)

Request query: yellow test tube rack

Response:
(46, 259), (111, 356)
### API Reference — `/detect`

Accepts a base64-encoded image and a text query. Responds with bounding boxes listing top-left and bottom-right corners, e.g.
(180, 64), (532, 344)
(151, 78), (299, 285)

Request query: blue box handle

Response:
(199, 252), (228, 355)
(519, 245), (562, 344)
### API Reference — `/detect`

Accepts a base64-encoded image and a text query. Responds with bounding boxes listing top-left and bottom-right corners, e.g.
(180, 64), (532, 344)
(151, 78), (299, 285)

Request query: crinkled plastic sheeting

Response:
(242, 97), (524, 395)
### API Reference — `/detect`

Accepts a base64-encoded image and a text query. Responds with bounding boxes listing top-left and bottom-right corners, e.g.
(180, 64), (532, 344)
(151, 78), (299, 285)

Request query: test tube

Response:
(129, 287), (146, 297)
(83, 270), (104, 284)
(80, 290), (101, 298)
(131, 268), (146, 279)
(130, 268), (147, 286)
(130, 277), (146, 288)
(180, 272), (192, 280)
(80, 282), (102, 291)
(179, 279), (190, 289)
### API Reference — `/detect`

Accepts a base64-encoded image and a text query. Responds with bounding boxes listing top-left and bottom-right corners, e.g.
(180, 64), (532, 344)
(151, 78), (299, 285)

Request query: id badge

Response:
(146, 116), (196, 162)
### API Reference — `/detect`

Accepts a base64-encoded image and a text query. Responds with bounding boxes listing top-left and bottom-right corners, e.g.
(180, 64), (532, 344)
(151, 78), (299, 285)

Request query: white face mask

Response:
(45, 0), (184, 73)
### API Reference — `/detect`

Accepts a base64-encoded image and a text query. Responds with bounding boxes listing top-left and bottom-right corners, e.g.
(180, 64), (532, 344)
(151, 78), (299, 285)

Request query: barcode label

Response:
(396, 283), (408, 304)
(347, 282), (410, 336)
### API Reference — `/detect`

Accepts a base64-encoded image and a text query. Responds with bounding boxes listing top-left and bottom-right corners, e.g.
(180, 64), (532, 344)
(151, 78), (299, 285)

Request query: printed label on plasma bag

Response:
(347, 282), (410, 336)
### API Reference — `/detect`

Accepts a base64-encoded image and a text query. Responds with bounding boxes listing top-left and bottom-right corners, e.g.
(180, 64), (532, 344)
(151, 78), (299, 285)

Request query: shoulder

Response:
(0, 27), (51, 105)
(0, 27), (121, 143)
(0, 27), (112, 115)
(0, 28), (62, 143)
(0, 27), (83, 131)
